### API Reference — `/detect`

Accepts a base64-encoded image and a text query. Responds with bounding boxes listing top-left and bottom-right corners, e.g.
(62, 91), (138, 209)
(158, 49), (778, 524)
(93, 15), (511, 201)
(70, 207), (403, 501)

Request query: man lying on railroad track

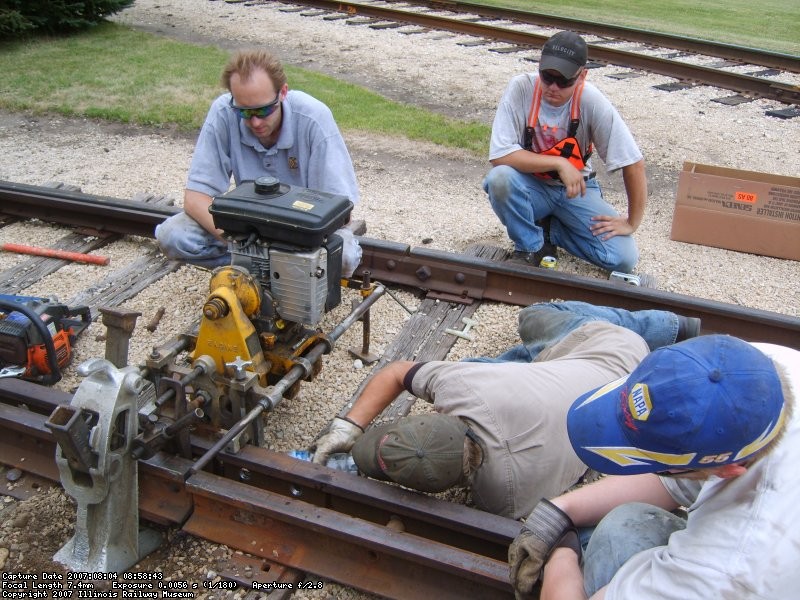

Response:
(311, 301), (700, 519)
(483, 30), (646, 273)
(508, 334), (799, 600)
(155, 48), (362, 276)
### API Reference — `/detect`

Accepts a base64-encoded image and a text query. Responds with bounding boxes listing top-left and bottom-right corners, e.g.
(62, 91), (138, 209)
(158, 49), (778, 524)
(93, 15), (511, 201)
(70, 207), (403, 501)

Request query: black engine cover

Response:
(210, 177), (353, 248)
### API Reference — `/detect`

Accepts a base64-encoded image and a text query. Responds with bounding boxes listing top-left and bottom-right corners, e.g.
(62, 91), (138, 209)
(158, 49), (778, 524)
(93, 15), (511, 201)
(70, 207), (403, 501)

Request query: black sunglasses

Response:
(539, 70), (581, 89)
(230, 93), (281, 120)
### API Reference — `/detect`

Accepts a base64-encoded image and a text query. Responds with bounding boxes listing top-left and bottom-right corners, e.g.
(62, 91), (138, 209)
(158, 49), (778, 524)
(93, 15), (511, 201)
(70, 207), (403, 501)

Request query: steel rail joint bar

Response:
(357, 238), (487, 301)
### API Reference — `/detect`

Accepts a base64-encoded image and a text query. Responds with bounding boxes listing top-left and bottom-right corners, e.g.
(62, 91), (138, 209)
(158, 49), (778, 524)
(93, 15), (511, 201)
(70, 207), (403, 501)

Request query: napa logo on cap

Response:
(628, 383), (652, 421)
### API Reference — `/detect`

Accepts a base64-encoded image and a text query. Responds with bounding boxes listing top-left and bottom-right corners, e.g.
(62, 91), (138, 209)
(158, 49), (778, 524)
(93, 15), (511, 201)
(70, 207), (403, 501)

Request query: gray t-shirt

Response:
(187, 89), (359, 202)
(408, 322), (649, 519)
(489, 74), (643, 179)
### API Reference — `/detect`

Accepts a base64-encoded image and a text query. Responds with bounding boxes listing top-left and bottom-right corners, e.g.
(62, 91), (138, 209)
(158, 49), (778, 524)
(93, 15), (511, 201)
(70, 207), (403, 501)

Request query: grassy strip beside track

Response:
(0, 23), (490, 155)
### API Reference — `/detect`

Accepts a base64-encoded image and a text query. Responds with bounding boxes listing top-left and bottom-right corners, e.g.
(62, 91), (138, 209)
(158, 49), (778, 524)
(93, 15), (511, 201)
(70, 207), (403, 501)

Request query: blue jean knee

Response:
(155, 212), (229, 268)
(546, 180), (639, 273)
(483, 165), (553, 252)
(582, 502), (687, 596)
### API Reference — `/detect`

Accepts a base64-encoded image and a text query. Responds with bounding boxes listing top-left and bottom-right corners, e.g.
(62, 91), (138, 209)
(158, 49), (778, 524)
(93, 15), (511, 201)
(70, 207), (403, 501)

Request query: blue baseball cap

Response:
(567, 335), (786, 475)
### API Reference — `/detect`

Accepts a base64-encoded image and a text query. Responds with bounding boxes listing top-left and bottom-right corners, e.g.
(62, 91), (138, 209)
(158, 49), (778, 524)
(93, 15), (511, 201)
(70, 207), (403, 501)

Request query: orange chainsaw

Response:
(0, 294), (91, 384)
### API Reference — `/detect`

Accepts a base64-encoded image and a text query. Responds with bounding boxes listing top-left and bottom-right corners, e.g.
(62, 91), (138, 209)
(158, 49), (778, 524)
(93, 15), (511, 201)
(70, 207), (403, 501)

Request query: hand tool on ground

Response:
(445, 317), (479, 341)
(1, 242), (110, 265)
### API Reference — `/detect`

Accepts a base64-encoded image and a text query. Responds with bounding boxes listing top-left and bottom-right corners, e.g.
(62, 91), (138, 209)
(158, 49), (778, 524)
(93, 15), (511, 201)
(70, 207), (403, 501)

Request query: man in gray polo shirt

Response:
(311, 302), (700, 519)
(155, 49), (361, 275)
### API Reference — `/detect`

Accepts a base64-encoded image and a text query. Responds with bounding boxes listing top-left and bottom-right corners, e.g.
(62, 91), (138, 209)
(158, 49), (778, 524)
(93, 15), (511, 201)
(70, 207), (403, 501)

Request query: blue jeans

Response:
(155, 211), (230, 269)
(466, 301), (679, 363)
(483, 165), (638, 272)
(581, 503), (686, 596)
(155, 211), (363, 276)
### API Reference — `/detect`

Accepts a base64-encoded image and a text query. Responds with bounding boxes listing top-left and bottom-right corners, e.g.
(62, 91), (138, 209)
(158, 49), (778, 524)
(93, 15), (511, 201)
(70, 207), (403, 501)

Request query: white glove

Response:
(335, 227), (362, 278)
(311, 416), (364, 464)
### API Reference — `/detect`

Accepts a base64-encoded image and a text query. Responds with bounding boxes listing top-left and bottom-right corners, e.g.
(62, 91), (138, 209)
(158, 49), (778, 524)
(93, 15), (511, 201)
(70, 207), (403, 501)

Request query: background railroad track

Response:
(259, 0), (800, 110)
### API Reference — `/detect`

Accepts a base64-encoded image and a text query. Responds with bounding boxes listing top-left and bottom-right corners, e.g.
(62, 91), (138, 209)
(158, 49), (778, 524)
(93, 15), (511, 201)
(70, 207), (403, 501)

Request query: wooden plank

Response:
(339, 244), (507, 425)
(68, 250), (181, 318)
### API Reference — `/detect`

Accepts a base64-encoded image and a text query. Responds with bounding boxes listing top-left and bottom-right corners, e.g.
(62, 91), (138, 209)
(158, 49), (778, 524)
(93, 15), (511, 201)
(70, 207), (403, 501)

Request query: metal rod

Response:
(164, 408), (204, 437)
(359, 273), (373, 356)
(383, 285), (416, 315)
(155, 365), (206, 408)
(188, 284), (386, 477)
(1, 242), (110, 265)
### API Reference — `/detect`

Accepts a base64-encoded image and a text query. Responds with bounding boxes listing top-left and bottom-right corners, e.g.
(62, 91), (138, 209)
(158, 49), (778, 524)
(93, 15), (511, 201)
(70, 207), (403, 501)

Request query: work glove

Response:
(508, 498), (577, 599)
(310, 416), (364, 465)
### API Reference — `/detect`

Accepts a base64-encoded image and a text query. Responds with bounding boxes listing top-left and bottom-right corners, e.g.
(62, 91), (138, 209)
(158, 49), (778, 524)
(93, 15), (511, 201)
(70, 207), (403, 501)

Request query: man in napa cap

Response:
(508, 334), (798, 599)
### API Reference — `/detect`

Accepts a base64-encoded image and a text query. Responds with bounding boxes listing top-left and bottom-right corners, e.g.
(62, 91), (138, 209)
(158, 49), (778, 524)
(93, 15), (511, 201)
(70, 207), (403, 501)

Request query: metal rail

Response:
(0, 378), (517, 599)
(1, 180), (798, 349)
(414, 0), (800, 73)
(356, 239), (800, 349)
(0, 179), (177, 238)
(268, 0), (800, 104)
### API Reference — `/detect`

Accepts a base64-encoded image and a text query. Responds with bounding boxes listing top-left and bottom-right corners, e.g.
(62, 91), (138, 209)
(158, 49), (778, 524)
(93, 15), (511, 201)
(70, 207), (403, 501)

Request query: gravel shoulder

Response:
(0, 0), (798, 597)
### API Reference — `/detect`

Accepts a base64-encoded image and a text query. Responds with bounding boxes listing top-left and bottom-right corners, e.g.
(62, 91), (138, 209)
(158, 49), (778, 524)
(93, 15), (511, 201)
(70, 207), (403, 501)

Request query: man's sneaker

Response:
(510, 242), (558, 268)
(676, 316), (701, 342)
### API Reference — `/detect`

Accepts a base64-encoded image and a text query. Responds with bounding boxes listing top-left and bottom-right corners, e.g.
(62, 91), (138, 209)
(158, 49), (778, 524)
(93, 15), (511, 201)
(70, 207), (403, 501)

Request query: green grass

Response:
(472, 0), (800, 55)
(0, 24), (225, 127)
(283, 67), (489, 154)
(0, 22), (490, 154)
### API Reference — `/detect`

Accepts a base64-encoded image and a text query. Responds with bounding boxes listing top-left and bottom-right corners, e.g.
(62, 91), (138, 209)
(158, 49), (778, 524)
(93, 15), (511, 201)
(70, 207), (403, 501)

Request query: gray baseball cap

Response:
(540, 31), (588, 78)
(351, 414), (468, 493)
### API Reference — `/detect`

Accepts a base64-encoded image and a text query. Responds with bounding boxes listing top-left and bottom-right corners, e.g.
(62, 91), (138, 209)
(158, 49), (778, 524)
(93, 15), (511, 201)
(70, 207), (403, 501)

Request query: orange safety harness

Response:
(523, 77), (594, 181)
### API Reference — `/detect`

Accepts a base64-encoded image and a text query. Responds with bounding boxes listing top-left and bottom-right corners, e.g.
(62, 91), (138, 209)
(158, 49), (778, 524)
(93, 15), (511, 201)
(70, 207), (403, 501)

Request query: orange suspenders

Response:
(523, 77), (593, 180)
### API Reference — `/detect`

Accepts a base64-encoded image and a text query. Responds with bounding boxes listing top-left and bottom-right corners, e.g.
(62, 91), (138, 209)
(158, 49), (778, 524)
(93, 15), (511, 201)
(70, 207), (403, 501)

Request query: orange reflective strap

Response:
(526, 75), (592, 179)
(527, 77), (543, 130)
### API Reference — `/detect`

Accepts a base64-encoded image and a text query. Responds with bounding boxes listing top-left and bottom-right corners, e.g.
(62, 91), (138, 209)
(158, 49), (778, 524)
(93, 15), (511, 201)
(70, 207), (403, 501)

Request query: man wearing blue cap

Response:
(508, 335), (799, 599)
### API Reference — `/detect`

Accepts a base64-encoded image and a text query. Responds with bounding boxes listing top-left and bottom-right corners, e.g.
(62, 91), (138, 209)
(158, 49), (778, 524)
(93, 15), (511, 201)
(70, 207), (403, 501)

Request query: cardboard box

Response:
(671, 162), (800, 261)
